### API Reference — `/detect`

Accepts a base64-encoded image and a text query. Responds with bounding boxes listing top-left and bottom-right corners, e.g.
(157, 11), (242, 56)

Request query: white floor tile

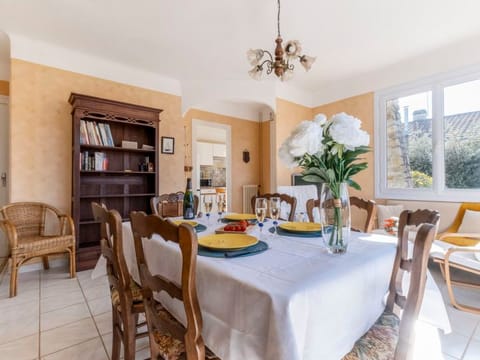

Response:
(0, 334), (39, 360)
(463, 339), (480, 360)
(94, 311), (112, 335)
(87, 296), (111, 316)
(42, 337), (108, 360)
(82, 283), (110, 302)
(40, 289), (85, 313)
(41, 280), (81, 299)
(0, 311), (39, 345)
(40, 317), (98, 356)
(446, 306), (480, 337)
(41, 302), (91, 331)
(439, 332), (470, 359)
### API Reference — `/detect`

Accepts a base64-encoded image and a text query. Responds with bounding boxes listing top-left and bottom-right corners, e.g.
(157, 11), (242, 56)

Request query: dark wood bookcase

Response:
(69, 93), (161, 270)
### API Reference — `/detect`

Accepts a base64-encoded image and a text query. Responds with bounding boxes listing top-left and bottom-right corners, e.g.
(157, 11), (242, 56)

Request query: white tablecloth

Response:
(93, 217), (451, 360)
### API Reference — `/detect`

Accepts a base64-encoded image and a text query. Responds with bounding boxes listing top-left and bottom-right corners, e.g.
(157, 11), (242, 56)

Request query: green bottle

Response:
(183, 178), (195, 219)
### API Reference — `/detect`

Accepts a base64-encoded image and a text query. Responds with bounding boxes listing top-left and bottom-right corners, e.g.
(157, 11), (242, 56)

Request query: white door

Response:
(0, 95), (8, 207)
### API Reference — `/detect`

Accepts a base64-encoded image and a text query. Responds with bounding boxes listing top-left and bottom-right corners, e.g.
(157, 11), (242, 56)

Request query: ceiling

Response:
(1, 0), (480, 104)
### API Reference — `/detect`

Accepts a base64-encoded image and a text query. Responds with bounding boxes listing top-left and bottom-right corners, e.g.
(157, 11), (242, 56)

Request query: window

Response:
(375, 69), (480, 202)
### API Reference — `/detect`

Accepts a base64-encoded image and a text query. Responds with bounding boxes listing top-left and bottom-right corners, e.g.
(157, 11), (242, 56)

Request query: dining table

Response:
(93, 214), (451, 360)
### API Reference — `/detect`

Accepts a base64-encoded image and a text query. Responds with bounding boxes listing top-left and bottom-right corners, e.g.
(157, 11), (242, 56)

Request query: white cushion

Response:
(458, 209), (480, 233)
(377, 204), (404, 229)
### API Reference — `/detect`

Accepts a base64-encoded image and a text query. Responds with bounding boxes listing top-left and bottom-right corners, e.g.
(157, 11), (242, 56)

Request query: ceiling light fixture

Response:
(247, 0), (316, 81)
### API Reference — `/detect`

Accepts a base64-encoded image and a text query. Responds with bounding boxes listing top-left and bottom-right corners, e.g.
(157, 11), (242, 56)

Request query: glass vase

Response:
(320, 182), (351, 254)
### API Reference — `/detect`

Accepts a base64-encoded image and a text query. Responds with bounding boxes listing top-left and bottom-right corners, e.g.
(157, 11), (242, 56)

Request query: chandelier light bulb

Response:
(300, 55), (316, 71)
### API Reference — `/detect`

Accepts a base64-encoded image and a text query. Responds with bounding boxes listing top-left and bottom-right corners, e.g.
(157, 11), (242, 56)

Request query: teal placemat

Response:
(268, 226), (322, 238)
(220, 218), (262, 224)
(194, 224), (207, 233)
(198, 240), (268, 258)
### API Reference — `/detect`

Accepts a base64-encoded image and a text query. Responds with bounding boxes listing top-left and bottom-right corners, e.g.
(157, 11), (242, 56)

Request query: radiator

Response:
(242, 185), (258, 213)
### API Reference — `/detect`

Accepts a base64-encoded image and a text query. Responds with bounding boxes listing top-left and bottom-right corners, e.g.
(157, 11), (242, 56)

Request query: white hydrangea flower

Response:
(328, 112), (370, 150)
(313, 113), (327, 126)
(278, 119), (324, 167)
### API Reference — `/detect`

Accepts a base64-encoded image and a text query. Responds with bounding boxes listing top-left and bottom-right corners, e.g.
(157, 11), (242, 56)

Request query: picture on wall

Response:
(161, 136), (175, 154)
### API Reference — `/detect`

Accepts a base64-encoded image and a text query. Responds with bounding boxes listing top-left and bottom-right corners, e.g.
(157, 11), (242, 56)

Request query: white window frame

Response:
(375, 65), (480, 202)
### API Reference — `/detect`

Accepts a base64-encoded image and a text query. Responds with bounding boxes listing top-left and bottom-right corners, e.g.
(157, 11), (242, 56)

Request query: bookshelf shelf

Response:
(80, 193), (156, 199)
(80, 144), (156, 153)
(70, 93), (161, 270)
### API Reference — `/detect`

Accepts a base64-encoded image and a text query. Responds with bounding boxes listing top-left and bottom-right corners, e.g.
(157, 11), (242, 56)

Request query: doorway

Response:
(192, 119), (231, 212)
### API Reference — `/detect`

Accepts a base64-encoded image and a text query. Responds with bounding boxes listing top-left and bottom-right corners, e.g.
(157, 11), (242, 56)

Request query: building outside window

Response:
(375, 68), (480, 202)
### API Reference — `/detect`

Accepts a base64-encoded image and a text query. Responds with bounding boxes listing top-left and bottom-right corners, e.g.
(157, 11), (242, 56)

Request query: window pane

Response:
(444, 79), (480, 189)
(386, 92), (432, 189)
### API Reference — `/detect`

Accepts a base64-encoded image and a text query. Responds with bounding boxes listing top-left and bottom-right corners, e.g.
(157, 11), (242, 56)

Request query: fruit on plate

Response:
(223, 221), (248, 232)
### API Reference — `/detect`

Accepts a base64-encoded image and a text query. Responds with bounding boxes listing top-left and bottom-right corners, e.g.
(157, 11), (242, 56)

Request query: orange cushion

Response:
(440, 236), (479, 247)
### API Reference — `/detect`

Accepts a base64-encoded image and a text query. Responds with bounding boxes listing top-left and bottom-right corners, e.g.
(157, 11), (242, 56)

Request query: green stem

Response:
(328, 204), (343, 247)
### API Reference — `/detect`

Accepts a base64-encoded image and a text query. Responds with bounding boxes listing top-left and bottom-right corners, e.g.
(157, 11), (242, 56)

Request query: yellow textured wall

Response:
(275, 98), (313, 186)
(9, 59), (185, 213)
(184, 109), (260, 213)
(0, 80), (8, 96)
(259, 120), (271, 193)
(312, 92), (375, 199)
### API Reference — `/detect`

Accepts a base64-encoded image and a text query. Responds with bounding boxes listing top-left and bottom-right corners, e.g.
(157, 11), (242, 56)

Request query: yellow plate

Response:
(198, 234), (258, 251)
(279, 222), (322, 233)
(224, 213), (257, 221)
(172, 220), (198, 227)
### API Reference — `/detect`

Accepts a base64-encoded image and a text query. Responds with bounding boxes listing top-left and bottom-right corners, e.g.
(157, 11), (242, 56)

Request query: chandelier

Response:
(247, 0), (316, 81)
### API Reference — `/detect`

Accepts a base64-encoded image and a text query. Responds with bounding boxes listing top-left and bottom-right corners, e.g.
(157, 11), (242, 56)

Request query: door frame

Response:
(192, 119), (232, 212)
(0, 94), (9, 206)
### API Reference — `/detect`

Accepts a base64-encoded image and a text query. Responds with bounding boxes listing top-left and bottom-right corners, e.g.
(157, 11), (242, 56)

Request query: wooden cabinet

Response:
(69, 93), (161, 270)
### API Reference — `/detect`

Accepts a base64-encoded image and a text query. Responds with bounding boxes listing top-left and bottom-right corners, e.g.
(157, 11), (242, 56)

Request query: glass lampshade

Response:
(300, 55), (316, 71)
(247, 49), (264, 66)
(248, 66), (263, 81)
(281, 69), (294, 81)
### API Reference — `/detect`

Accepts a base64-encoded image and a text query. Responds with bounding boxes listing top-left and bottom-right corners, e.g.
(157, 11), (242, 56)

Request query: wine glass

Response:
(204, 195), (213, 225)
(217, 194), (226, 222)
(270, 197), (281, 236)
(255, 198), (267, 240)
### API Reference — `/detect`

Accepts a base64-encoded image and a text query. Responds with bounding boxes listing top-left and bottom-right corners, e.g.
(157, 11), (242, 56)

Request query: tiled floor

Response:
(0, 262), (478, 360)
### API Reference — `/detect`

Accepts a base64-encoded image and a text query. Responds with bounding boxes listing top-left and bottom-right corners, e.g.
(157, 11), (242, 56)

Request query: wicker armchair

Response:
(0, 202), (76, 297)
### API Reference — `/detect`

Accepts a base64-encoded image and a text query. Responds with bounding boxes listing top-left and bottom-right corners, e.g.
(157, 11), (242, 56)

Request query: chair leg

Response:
(111, 309), (122, 360)
(42, 256), (50, 270)
(444, 260), (480, 314)
(123, 314), (137, 360)
(9, 257), (18, 298)
(69, 247), (76, 278)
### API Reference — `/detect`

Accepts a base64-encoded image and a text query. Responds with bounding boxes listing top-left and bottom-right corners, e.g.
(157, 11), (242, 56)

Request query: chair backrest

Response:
(91, 202), (132, 308)
(130, 211), (205, 359)
(385, 209), (439, 359)
(150, 192), (199, 217)
(306, 197), (377, 232)
(349, 196), (377, 233)
(0, 202), (63, 238)
(251, 193), (297, 221)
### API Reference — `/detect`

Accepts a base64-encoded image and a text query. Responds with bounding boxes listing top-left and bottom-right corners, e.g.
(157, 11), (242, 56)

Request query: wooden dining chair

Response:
(91, 202), (148, 360)
(306, 197), (377, 232)
(343, 209), (439, 360)
(150, 192), (199, 217)
(251, 193), (297, 221)
(130, 211), (220, 360)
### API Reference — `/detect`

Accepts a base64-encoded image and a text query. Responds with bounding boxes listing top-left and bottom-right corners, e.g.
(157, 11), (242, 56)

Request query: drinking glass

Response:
(270, 197), (281, 236)
(204, 195), (213, 224)
(255, 198), (267, 240)
(217, 194), (226, 222)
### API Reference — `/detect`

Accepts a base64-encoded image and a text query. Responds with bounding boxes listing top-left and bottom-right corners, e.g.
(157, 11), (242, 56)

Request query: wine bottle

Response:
(183, 178), (195, 219)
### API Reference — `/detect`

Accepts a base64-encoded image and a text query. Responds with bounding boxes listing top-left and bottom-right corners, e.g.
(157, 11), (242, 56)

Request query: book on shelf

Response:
(142, 144), (154, 150)
(79, 120), (89, 145)
(81, 151), (108, 171)
(104, 123), (115, 146)
(98, 123), (108, 146)
(93, 122), (103, 146)
(85, 121), (98, 145)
